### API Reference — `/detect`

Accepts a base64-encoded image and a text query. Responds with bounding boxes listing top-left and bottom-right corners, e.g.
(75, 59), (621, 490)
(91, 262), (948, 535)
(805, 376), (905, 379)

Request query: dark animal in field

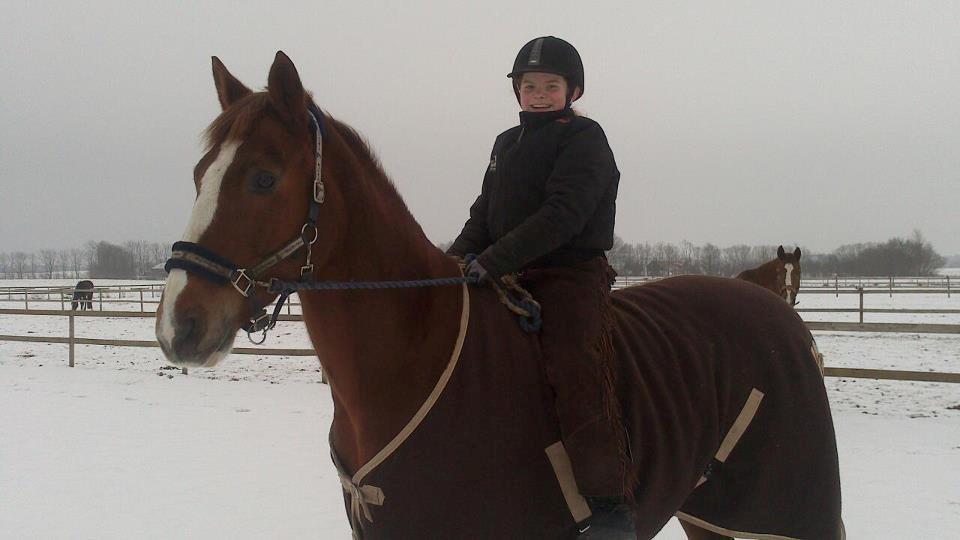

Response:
(736, 245), (802, 306)
(71, 280), (94, 310)
(156, 53), (843, 539)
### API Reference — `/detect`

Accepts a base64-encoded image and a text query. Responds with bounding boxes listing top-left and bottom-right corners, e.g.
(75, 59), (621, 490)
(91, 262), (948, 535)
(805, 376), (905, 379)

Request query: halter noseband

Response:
(164, 103), (327, 343)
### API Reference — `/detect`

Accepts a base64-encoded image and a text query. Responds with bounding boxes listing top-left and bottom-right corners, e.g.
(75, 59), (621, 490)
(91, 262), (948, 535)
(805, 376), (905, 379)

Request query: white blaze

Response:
(784, 263), (795, 304)
(157, 141), (240, 349)
(184, 141), (241, 242)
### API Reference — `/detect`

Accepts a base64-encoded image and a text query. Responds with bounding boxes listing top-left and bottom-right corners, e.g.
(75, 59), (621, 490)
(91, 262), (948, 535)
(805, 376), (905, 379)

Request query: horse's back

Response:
(610, 276), (842, 539)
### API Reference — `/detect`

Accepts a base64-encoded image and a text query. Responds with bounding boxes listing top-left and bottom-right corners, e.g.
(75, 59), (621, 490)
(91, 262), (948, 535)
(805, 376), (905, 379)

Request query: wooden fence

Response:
(1, 306), (958, 384)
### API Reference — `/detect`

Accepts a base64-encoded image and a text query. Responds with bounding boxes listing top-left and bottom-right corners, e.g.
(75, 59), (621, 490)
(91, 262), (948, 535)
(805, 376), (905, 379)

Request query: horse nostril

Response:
(174, 315), (206, 351)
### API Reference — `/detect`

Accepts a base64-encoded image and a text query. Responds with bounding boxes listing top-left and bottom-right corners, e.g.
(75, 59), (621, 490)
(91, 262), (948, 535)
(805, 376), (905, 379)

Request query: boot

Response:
(563, 414), (626, 497)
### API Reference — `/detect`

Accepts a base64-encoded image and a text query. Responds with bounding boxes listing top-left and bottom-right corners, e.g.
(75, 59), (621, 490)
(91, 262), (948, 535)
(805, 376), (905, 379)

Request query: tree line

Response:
(0, 241), (168, 280)
(603, 231), (944, 278)
(0, 231), (947, 280)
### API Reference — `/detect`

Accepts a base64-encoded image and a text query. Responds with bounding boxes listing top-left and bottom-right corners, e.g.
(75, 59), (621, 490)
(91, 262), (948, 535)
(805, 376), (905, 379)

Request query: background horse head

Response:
(71, 280), (94, 310)
(735, 245), (802, 305)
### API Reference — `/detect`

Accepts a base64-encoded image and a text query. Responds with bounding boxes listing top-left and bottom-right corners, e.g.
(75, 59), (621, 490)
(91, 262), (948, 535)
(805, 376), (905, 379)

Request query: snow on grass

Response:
(1, 280), (959, 538)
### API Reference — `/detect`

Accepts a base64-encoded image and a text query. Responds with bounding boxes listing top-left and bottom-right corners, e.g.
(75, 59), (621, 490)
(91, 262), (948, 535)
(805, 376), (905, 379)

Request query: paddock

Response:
(1, 279), (958, 538)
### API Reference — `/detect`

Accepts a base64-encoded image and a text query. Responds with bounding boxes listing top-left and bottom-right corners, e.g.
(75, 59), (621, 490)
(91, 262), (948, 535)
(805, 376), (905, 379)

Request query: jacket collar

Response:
(518, 107), (574, 130)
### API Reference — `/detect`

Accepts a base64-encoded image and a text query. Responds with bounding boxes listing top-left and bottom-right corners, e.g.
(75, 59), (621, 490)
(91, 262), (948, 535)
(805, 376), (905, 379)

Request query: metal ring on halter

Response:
(301, 223), (319, 245)
(247, 326), (269, 345)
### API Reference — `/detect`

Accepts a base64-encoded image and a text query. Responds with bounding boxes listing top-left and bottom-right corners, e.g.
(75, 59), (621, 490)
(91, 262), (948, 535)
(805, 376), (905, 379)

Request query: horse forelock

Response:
(203, 93), (273, 151)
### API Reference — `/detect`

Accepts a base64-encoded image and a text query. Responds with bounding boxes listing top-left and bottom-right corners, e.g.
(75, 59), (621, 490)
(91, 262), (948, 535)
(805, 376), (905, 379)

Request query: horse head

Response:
(156, 52), (348, 366)
(776, 245), (802, 306)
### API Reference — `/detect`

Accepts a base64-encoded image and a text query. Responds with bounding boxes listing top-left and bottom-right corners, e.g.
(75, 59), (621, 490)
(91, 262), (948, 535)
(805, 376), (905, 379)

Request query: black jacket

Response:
(449, 108), (619, 278)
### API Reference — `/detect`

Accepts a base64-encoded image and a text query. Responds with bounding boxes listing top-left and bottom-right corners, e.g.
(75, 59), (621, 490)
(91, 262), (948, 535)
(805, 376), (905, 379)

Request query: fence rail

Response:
(2, 308), (958, 384)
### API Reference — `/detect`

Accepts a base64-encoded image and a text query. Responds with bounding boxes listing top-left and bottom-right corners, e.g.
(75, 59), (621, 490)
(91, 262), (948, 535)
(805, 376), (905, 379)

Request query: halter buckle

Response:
(314, 178), (325, 204)
(231, 269), (255, 297)
(301, 263), (314, 278)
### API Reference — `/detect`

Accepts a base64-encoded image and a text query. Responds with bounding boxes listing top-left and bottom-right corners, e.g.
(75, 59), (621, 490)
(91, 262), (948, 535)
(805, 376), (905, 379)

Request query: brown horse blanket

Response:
(338, 275), (841, 539)
(612, 276), (842, 539)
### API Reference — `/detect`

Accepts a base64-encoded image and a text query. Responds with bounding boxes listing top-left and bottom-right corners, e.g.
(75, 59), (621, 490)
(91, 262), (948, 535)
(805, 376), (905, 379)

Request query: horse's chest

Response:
(348, 304), (576, 538)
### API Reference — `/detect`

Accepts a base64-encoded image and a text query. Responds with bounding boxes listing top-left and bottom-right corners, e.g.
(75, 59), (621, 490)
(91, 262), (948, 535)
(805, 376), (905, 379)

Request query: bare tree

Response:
(0, 252), (8, 279)
(124, 240), (150, 278)
(722, 244), (753, 276)
(57, 249), (70, 278)
(11, 252), (28, 279)
(70, 248), (84, 279)
(654, 242), (680, 276)
(149, 242), (168, 272)
(701, 243), (722, 276)
(635, 242), (653, 276)
(606, 235), (638, 275)
(39, 249), (58, 278)
(84, 242), (98, 276)
(679, 241), (701, 273)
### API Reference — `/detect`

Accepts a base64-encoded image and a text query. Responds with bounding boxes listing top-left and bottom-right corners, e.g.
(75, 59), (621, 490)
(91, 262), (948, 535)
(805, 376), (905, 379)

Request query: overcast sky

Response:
(2, 1), (958, 257)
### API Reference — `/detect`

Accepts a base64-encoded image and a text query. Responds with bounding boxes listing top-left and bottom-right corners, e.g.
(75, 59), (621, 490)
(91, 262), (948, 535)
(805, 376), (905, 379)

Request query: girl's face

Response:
(518, 72), (571, 112)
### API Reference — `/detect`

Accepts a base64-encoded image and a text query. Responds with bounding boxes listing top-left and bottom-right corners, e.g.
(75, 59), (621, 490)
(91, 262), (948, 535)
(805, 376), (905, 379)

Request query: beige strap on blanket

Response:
(334, 282), (471, 530)
(545, 441), (593, 524)
(696, 388), (765, 488)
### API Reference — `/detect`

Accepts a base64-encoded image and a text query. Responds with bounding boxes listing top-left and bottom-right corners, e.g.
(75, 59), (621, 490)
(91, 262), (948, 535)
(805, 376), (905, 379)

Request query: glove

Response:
(465, 259), (490, 285)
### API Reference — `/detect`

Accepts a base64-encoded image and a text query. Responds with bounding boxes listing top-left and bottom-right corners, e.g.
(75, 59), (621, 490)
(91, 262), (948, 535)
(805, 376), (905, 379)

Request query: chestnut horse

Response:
(156, 53), (842, 539)
(736, 246), (802, 306)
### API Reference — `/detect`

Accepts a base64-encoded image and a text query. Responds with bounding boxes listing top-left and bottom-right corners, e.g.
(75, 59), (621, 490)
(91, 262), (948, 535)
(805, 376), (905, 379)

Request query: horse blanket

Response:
(71, 280), (94, 311)
(613, 276), (842, 539)
(336, 275), (842, 539)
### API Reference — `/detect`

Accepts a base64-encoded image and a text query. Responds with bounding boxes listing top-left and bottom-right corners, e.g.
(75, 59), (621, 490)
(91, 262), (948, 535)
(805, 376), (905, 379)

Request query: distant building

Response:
(148, 262), (167, 280)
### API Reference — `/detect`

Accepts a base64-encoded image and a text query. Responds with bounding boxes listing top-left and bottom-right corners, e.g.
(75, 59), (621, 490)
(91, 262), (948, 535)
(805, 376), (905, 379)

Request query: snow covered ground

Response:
(2, 279), (959, 538)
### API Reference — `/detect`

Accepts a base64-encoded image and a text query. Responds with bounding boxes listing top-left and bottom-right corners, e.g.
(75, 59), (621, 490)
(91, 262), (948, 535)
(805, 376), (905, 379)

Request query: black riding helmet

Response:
(507, 36), (584, 105)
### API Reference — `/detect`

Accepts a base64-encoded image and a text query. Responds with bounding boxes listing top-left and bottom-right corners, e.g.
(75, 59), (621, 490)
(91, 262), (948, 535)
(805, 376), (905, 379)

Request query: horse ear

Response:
(794, 247), (801, 260)
(777, 245), (785, 259)
(267, 51), (307, 127)
(212, 56), (252, 110)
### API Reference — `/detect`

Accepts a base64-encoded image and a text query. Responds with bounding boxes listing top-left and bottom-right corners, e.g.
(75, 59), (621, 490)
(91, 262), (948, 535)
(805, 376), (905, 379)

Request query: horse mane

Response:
(202, 92), (417, 227)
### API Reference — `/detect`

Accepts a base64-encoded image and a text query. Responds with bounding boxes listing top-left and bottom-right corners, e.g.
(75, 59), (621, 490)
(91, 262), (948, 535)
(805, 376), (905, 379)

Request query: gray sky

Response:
(2, 1), (958, 256)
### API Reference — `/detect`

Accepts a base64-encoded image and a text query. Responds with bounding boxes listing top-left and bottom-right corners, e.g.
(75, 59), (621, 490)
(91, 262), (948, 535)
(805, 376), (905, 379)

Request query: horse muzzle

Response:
(156, 310), (234, 367)
(156, 271), (241, 367)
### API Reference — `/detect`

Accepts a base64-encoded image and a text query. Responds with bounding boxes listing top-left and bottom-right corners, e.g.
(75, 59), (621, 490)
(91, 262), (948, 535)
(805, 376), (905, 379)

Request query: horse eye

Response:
(252, 170), (277, 191)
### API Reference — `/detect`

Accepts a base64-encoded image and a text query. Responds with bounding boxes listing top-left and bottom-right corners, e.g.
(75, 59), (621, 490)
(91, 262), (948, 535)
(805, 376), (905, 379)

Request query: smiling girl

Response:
(448, 36), (624, 508)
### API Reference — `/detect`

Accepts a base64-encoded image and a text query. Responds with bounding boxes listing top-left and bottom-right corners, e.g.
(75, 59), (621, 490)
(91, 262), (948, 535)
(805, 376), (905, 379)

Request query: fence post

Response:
(140, 290), (144, 313)
(858, 287), (864, 324)
(99, 290), (103, 311)
(834, 275), (839, 298)
(69, 313), (75, 368)
(889, 277), (893, 298)
(24, 291), (28, 310)
(182, 367), (188, 375)
(947, 276), (951, 299)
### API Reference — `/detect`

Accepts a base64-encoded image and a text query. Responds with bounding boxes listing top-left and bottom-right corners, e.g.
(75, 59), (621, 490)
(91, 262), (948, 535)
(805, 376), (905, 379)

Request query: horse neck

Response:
(299, 136), (463, 473)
